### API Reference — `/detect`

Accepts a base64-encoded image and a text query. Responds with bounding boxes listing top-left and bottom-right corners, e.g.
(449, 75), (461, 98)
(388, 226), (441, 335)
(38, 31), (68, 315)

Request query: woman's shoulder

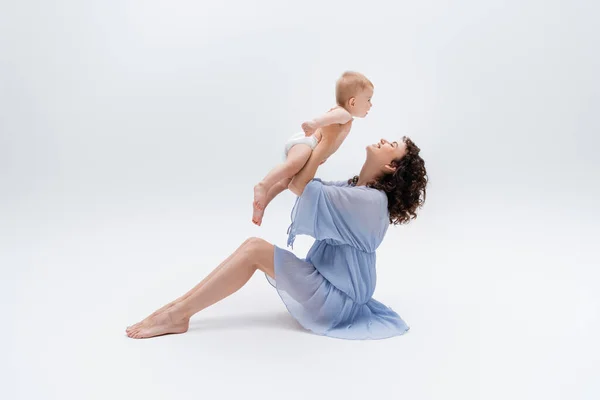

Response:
(316, 179), (387, 210)
(350, 184), (389, 214)
(313, 178), (350, 187)
(360, 186), (388, 207)
(314, 178), (384, 194)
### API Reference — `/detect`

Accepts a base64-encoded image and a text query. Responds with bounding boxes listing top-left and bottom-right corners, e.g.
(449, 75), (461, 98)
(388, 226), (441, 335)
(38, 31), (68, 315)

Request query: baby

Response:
(252, 71), (374, 225)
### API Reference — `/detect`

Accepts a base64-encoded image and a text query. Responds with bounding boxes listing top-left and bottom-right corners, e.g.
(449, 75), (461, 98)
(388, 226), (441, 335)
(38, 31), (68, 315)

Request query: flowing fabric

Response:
(266, 178), (409, 340)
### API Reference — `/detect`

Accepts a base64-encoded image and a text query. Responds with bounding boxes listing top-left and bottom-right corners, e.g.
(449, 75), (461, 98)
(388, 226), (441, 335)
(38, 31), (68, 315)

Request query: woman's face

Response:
(365, 138), (408, 173)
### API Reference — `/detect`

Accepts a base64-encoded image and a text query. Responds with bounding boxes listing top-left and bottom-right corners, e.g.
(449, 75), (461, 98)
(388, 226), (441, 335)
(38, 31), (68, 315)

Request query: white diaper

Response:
(283, 132), (319, 159)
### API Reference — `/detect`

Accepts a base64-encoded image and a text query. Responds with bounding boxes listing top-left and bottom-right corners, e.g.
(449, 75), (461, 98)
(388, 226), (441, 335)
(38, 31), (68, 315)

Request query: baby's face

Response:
(351, 87), (373, 117)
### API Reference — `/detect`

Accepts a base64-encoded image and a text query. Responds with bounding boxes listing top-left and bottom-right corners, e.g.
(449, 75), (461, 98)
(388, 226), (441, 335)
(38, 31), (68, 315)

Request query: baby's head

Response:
(336, 71), (374, 118)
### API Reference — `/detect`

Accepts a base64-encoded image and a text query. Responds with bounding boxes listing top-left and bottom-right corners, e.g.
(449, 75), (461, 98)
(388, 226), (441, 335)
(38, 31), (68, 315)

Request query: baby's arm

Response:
(302, 107), (352, 136)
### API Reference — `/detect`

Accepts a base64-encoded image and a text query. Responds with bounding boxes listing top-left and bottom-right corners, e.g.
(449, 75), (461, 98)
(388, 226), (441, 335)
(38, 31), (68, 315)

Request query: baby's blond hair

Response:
(335, 71), (374, 107)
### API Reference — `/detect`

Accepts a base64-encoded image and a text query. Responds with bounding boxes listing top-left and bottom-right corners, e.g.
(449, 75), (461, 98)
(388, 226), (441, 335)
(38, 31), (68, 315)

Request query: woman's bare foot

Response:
(126, 301), (180, 332)
(126, 311), (189, 339)
(253, 182), (268, 210)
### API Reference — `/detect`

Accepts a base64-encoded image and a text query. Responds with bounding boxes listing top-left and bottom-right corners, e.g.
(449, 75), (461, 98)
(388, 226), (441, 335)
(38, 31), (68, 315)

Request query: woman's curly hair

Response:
(349, 136), (428, 225)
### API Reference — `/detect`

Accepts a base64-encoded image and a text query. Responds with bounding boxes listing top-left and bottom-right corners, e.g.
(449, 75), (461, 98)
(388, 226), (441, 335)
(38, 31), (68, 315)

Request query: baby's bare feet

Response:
(253, 183), (267, 210)
(126, 311), (189, 339)
(252, 204), (265, 226)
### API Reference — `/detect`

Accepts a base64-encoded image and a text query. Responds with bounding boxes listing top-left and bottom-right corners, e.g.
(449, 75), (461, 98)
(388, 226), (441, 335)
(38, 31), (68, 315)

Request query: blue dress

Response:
(266, 178), (410, 340)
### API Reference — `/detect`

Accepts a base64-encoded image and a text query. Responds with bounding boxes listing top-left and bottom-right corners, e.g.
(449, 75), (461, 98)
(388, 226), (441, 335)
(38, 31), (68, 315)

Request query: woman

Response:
(126, 136), (427, 340)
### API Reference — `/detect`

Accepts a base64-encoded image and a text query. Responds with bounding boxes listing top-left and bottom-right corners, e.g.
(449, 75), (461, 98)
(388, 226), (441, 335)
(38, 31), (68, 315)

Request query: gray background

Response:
(2, 1), (598, 399)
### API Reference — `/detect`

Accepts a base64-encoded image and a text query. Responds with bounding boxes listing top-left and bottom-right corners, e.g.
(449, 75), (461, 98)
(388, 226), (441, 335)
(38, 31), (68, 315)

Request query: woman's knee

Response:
(243, 237), (268, 252)
(244, 238), (274, 270)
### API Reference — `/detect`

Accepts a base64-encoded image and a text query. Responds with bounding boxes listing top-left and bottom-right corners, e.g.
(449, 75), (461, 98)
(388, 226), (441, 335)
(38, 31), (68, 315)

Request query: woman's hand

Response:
(302, 120), (317, 136)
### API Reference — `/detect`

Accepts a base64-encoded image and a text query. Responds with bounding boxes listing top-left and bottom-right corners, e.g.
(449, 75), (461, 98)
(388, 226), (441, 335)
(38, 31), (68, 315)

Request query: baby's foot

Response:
(252, 204), (265, 226)
(126, 311), (189, 339)
(253, 183), (268, 210)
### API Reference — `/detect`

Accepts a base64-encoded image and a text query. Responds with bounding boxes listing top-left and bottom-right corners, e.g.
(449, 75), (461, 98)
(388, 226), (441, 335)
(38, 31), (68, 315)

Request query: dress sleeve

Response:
(312, 178), (351, 187)
(286, 179), (388, 252)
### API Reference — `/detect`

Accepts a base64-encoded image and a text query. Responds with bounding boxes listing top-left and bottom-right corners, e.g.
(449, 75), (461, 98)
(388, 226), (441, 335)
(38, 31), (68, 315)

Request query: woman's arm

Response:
(286, 178), (387, 252)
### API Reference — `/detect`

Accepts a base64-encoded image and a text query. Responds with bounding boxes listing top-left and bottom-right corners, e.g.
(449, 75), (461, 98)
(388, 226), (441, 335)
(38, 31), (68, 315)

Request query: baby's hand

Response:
(302, 120), (317, 136)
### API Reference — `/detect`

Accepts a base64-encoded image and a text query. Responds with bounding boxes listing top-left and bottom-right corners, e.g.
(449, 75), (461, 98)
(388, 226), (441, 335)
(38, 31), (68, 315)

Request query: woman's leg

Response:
(131, 176), (287, 328)
(126, 237), (275, 339)
(127, 241), (248, 329)
(130, 176), (288, 328)
(252, 177), (292, 226)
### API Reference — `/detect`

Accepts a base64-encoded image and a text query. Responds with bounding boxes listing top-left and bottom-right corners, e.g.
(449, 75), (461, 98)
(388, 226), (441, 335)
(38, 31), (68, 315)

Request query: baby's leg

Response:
(289, 137), (336, 193)
(253, 144), (312, 210)
(252, 177), (292, 226)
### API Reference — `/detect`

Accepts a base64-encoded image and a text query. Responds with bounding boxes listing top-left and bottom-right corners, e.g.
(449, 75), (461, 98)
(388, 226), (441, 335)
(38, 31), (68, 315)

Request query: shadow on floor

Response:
(187, 311), (306, 334)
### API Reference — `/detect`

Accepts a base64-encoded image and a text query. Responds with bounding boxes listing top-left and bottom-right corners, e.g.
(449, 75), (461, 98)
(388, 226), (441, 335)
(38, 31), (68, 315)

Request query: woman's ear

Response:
(383, 164), (397, 174)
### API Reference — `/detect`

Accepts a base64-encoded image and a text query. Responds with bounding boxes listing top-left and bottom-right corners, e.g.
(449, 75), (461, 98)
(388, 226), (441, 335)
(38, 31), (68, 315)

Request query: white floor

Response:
(2, 1), (599, 398)
(3, 191), (598, 400)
